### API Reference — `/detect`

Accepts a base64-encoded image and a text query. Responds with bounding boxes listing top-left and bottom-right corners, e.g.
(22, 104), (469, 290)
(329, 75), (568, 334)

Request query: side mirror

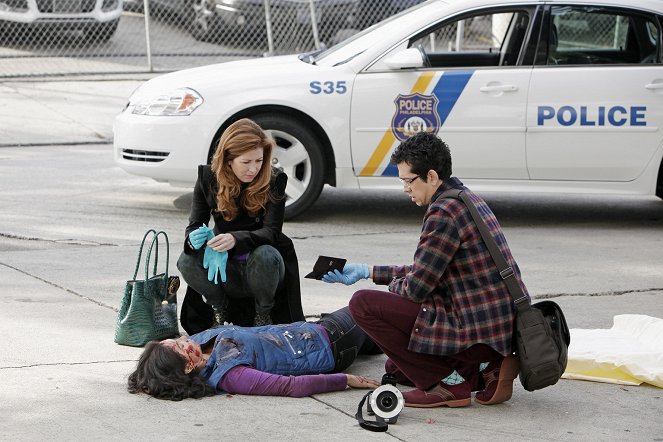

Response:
(382, 48), (425, 69)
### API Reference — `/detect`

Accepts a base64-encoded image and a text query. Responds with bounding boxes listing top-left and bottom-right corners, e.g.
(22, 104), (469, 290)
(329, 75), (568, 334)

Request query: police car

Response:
(113, 0), (663, 219)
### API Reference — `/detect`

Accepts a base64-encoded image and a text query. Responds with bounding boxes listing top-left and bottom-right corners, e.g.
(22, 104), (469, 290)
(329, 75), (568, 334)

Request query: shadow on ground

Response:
(174, 187), (663, 228)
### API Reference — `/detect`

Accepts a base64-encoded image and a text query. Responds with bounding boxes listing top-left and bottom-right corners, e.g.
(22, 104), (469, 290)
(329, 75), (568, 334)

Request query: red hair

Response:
(210, 118), (275, 221)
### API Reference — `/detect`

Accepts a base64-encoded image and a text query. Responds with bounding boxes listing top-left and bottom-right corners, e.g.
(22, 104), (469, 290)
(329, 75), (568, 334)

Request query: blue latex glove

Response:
(203, 247), (228, 284)
(188, 224), (214, 250)
(321, 263), (369, 285)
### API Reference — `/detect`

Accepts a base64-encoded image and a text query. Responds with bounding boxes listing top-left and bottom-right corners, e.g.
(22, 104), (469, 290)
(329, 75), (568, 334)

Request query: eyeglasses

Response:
(398, 176), (420, 187)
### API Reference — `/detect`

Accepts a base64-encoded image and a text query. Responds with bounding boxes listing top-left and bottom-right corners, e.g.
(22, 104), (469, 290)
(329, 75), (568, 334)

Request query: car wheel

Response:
(189, 0), (218, 41)
(85, 19), (119, 43)
(252, 114), (325, 220)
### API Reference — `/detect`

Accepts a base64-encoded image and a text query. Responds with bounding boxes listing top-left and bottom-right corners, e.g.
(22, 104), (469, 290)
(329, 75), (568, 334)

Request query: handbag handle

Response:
(131, 229), (158, 281)
(145, 230), (170, 281)
(441, 189), (531, 312)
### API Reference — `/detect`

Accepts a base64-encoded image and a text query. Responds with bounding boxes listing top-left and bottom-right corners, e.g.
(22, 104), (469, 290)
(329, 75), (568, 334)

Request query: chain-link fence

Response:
(554, 9), (629, 50)
(0, 0), (423, 77)
(0, 2), (644, 78)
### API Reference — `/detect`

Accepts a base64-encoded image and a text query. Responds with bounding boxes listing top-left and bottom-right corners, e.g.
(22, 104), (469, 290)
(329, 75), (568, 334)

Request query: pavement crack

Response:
(310, 396), (405, 440)
(0, 262), (118, 312)
(0, 232), (117, 246)
(534, 287), (663, 299)
(0, 141), (112, 148)
(291, 230), (413, 240)
(1, 360), (136, 370)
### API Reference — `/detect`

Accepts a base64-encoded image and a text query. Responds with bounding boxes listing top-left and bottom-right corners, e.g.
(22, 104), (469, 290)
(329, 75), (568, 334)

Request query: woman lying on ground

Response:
(127, 306), (382, 400)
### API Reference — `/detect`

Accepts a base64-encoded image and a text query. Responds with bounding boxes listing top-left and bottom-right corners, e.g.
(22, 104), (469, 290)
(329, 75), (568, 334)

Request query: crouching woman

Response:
(127, 307), (381, 400)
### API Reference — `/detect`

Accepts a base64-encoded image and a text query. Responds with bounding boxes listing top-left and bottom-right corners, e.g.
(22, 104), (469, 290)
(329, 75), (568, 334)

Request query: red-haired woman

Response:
(177, 118), (303, 332)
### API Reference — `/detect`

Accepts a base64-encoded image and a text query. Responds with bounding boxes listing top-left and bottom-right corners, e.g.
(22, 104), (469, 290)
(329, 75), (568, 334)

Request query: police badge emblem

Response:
(391, 93), (441, 142)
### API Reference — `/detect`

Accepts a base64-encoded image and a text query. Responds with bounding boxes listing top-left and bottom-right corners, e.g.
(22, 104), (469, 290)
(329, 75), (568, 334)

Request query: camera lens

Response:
(369, 385), (404, 421)
(376, 392), (397, 412)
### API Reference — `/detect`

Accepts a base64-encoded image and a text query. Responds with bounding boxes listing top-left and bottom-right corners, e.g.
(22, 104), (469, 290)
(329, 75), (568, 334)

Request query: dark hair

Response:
(390, 132), (452, 181)
(127, 341), (215, 401)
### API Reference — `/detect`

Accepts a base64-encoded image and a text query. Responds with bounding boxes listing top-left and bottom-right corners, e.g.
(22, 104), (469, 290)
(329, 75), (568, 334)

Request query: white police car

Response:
(114, 0), (663, 218)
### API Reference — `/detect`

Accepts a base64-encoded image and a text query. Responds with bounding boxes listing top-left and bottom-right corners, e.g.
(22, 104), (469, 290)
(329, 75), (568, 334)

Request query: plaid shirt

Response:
(372, 178), (529, 357)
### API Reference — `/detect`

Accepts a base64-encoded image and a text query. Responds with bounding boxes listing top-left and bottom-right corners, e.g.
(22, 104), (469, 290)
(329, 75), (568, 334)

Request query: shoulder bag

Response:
(442, 190), (570, 391)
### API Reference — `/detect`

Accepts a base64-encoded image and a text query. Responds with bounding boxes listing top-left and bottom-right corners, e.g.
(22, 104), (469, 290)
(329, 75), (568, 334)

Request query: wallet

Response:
(305, 255), (347, 280)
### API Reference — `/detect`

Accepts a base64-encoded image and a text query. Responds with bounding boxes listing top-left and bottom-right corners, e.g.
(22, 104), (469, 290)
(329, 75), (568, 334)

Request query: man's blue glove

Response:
(321, 263), (369, 285)
(203, 247), (228, 284)
(188, 224), (214, 250)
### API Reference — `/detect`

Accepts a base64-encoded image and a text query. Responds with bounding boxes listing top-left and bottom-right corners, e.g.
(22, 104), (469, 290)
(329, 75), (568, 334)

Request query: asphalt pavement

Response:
(1, 75), (662, 441)
(0, 75), (150, 147)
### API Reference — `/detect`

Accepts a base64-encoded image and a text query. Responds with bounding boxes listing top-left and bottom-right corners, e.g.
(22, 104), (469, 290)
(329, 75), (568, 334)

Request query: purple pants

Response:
(349, 289), (501, 390)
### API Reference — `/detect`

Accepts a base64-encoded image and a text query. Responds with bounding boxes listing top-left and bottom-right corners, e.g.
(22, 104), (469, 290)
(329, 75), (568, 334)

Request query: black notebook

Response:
(305, 255), (347, 280)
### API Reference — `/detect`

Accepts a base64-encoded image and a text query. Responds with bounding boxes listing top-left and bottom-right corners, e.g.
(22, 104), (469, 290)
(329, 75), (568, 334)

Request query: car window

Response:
(409, 9), (532, 68)
(313, 0), (434, 66)
(547, 6), (660, 65)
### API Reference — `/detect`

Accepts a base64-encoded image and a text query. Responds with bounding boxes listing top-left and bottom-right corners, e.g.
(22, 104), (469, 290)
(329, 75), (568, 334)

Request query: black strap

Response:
(355, 391), (388, 432)
(441, 189), (531, 312)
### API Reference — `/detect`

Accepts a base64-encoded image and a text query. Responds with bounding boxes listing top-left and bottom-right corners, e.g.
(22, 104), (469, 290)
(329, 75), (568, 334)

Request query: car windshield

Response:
(309, 0), (437, 67)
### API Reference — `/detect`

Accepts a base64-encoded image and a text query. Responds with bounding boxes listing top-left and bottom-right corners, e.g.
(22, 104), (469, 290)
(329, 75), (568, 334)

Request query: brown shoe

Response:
(403, 382), (471, 408)
(475, 355), (519, 405)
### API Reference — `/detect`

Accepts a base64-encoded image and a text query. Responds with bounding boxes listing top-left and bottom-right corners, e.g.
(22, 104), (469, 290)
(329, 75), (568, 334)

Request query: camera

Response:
(366, 380), (404, 424)
(366, 384), (404, 424)
(356, 373), (404, 431)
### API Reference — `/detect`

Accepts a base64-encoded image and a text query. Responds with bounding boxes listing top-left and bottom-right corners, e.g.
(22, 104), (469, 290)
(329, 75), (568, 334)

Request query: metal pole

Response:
(455, 20), (464, 51)
(308, 0), (321, 50)
(143, 0), (153, 71)
(613, 15), (621, 48)
(492, 13), (511, 49)
(263, 0), (275, 56)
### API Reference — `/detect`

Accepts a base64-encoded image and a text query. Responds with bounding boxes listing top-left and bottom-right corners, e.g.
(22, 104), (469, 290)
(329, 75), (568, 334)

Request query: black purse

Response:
(442, 190), (570, 392)
(114, 229), (180, 347)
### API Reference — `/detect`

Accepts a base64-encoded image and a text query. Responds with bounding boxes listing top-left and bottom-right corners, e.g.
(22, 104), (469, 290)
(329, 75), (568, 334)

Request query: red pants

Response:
(349, 289), (501, 390)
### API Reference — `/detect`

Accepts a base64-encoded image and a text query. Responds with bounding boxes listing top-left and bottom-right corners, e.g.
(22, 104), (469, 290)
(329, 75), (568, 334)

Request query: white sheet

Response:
(561, 314), (663, 388)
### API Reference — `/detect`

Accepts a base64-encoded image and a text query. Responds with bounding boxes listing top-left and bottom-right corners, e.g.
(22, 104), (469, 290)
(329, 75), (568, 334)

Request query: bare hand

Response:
(207, 233), (236, 252)
(346, 375), (380, 389)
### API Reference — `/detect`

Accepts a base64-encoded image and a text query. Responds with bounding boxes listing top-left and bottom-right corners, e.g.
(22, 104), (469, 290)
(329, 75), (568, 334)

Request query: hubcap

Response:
(192, 0), (213, 32)
(266, 129), (312, 208)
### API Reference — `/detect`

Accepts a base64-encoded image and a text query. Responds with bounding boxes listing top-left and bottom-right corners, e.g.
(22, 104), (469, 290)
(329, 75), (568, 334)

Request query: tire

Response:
(85, 19), (119, 43)
(252, 114), (325, 220)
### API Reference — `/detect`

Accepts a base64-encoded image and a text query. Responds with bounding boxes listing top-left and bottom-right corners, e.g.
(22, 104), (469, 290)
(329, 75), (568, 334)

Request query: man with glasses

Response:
(322, 131), (529, 408)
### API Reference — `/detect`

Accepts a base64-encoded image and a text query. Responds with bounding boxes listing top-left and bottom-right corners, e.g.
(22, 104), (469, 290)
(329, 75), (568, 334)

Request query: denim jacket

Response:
(191, 322), (335, 390)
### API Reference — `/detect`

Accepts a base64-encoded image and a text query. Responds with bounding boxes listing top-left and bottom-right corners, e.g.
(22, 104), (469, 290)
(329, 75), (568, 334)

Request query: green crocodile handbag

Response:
(114, 229), (180, 347)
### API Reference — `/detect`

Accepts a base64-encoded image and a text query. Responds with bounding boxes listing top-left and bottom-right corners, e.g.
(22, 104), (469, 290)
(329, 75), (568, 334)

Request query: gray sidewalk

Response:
(3, 248), (662, 441)
(0, 75), (151, 147)
(1, 77), (662, 441)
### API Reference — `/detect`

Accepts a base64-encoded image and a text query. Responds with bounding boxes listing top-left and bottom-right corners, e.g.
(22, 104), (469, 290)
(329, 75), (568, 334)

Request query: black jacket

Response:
(180, 165), (304, 334)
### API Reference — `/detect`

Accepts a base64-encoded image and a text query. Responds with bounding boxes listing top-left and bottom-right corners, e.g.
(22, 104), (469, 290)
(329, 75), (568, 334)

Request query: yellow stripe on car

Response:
(359, 71), (436, 177)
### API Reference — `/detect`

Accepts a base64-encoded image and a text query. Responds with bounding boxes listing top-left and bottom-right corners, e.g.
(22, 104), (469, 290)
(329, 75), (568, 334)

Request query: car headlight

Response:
(131, 88), (203, 116)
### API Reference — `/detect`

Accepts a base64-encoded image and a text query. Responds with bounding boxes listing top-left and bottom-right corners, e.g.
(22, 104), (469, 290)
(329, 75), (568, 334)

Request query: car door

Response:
(526, 5), (663, 181)
(350, 6), (539, 180)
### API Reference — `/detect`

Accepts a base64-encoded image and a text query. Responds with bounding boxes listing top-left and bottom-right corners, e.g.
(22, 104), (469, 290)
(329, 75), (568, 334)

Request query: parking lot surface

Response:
(1, 77), (662, 440)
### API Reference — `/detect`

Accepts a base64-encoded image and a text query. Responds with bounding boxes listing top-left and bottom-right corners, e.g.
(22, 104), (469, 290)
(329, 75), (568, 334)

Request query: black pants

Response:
(316, 306), (382, 373)
(177, 245), (285, 314)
